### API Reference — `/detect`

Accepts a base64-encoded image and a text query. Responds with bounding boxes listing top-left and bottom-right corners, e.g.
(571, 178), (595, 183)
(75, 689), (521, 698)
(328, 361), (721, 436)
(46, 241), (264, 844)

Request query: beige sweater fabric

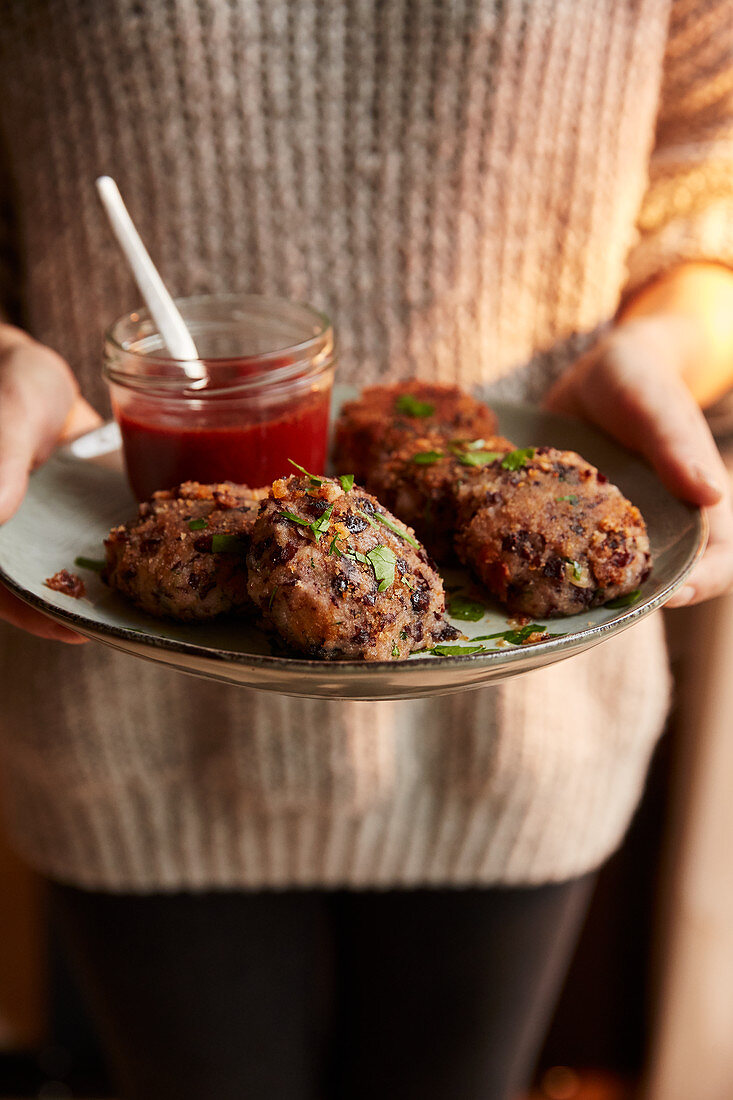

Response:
(0, 0), (731, 890)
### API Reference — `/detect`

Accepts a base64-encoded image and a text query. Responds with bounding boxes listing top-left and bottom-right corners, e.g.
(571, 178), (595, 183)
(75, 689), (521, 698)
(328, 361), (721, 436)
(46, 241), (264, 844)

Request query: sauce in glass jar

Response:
(103, 295), (336, 500)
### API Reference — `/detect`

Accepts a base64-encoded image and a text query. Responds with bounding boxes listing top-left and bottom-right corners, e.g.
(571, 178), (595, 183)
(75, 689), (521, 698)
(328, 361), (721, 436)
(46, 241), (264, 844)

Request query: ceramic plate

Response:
(0, 393), (706, 700)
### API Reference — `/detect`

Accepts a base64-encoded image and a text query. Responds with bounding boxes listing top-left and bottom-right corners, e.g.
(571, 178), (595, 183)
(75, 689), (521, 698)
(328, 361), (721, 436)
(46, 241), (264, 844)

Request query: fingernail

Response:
(690, 463), (722, 496)
(670, 585), (695, 607)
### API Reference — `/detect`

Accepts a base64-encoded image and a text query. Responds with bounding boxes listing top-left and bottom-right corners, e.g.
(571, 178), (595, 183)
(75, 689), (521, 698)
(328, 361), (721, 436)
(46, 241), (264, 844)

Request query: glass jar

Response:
(103, 294), (336, 500)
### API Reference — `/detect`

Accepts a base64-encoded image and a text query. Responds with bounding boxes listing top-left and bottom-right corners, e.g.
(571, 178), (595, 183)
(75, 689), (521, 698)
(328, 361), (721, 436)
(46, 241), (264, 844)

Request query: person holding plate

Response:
(0, 2), (732, 1098)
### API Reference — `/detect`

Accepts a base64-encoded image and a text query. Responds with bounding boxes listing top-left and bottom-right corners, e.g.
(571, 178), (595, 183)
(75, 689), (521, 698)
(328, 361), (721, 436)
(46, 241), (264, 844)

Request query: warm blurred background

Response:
(1, 416), (732, 1100)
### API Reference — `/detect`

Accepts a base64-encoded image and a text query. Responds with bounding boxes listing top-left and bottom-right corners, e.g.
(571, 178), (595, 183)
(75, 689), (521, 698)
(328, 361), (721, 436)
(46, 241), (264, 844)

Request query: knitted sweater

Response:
(0, 0), (731, 890)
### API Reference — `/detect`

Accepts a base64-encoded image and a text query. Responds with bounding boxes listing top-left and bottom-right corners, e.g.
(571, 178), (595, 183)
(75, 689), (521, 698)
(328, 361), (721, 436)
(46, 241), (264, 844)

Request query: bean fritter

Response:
(454, 447), (651, 617)
(247, 473), (457, 660)
(333, 381), (499, 483)
(103, 481), (267, 621)
(367, 435), (516, 560)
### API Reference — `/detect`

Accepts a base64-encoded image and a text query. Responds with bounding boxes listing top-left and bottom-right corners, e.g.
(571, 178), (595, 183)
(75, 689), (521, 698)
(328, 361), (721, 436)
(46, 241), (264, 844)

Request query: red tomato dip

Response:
(118, 387), (331, 500)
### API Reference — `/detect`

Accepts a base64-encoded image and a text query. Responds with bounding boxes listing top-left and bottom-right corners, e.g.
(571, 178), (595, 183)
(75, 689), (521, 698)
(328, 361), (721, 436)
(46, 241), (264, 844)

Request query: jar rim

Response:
(103, 293), (335, 397)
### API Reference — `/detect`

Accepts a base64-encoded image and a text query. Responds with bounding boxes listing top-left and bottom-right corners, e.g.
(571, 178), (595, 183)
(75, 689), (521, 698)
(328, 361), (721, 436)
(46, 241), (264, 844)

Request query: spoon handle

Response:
(96, 176), (205, 377)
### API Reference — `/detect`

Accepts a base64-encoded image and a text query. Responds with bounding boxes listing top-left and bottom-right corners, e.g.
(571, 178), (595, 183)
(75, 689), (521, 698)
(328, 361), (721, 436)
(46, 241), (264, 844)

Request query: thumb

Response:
(546, 329), (726, 508)
(0, 335), (78, 524)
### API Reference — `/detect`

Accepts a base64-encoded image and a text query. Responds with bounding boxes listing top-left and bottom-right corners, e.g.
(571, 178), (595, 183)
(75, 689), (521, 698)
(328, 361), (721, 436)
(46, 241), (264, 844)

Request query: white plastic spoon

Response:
(95, 175), (207, 385)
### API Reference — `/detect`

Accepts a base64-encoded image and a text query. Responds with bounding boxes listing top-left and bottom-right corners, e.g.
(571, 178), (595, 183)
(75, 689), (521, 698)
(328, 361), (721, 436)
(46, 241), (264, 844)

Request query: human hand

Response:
(0, 324), (102, 641)
(545, 316), (733, 608)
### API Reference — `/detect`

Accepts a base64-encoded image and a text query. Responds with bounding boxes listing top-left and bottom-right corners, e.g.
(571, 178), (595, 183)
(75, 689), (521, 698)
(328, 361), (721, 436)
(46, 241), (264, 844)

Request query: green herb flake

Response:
(411, 450), (444, 466)
(310, 557), (315, 568)
(310, 504), (334, 539)
(187, 518), (207, 531)
(391, 643), (400, 658)
(268, 585), (279, 610)
(374, 512), (420, 549)
(356, 508), (378, 528)
(399, 630), (408, 640)
(605, 589), (641, 609)
(281, 510), (312, 528)
(282, 505), (333, 540)
(395, 393), (436, 418)
(339, 473), (355, 492)
(366, 544), (397, 591)
(565, 559), (583, 582)
(210, 533), (248, 554)
(329, 533), (343, 557)
(343, 547), (370, 567)
(447, 594), (487, 621)
(456, 450), (502, 468)
(74, 556), (105, 572)
(431, 643), (488, 657)
(288, 459), (324, 486)
(474, 624), (547, 645)
(449, 438), (488, 454)
(556, 494), (578, 505)
(501, 447), (536, 471)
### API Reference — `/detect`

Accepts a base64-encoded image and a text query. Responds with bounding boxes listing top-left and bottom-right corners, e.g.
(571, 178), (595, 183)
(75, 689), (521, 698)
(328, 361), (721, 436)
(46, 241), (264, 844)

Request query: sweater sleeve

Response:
(624, 0), (733, 293)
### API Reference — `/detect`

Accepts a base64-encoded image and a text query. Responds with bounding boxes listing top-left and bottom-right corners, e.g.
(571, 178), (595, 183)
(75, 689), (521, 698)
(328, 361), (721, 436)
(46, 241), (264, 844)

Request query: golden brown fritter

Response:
(333, 381), (499, 483)
(246, 473), (457, 660)
(367, 435), (516, 560)
(454, 447), (651, 617)
(103, 481), (267, 621)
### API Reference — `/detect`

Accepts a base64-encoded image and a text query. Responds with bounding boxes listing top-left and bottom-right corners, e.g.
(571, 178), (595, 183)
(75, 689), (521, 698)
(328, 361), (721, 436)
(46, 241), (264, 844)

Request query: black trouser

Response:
(50, 877), (594, 1100)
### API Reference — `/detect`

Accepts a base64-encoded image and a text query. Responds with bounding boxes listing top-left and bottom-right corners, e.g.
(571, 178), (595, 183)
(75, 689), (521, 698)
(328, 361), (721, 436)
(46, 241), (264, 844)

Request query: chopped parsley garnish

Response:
(431, 643), (488, 657)
(605, 589), (641, 609)
(188, 518), (207, 531)
(74, 556), (105, 572)
(447, 594), (486, 621)
(329, 533), (342, 557)
(395, 393), (435, 418)
(449, 438), (497, 460)
(456, 450), (502, 468)
(412, 450), (444, 465)
(556, 494), (578, 505)
(566, 559), (583, 582)
(210, 534), (248, 554)
(339, 473), (355, 492)
(366, 544), (397, 591)
(268, 585), (279, 610)
(374, 512), (420, 549)
(288, 459), (323, 486)
(310, 504), (334, 539)
(474, 623), (551, 645)
(392, 643), (400, 658)
(449, 438), (487, 452)
(400, 629), (409, 640)
(281, 510), (312, 528)
(340, 542), (397, 591)
(342, 547), (370, 567)
(282, 504), (334, 540)
(501, 447), (536, 471)
(310, 557), (315, 568)
(356, 508), (378, 528)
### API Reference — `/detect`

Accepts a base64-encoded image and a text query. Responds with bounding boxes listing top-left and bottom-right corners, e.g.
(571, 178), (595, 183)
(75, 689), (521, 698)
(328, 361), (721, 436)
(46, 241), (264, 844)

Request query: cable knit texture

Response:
(0, 0), (730, 890)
